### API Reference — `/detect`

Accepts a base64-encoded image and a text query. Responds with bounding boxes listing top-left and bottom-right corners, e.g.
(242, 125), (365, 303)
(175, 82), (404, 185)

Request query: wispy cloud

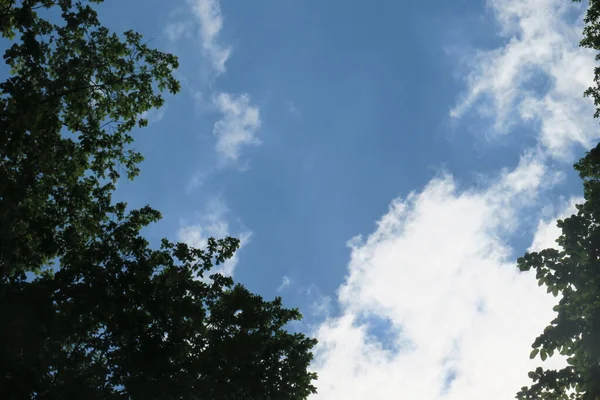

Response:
(166, 0), (263, 166)
(450, 0), (595, 159)
(164, 20), (192, 41)
(186, 169), (211, 193)
(304, 284), (334, 319)
(277, 276), (292, 292)
(528, 196), (581, 253)
(177, 198), (252, 277)
(311, 295), (333, 318)
(140, 106), (168, 125)
(287, 101), (301, 118)
(213, 93), (261, 162)
(188, 0), (232, 75)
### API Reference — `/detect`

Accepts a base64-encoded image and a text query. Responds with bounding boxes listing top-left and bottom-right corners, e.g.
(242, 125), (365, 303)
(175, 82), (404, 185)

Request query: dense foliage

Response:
(0, 1), (317, 398)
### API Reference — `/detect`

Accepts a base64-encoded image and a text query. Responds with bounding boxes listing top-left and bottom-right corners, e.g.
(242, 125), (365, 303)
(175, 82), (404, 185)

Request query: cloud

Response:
(277, 276), (292, 292)
(287, 101), (301, 118)
(140, 106), (167, 125)
(213, 93), (261, 162)
(189, 0), (232, 75)
(302, 284), (334, 319)
(310, 1), (598, 397)
(185, 168), (213, 193)
(450, 0), (595, 159)
(528, 196), (581, 252)
(177, 198), (252, 277)
(166, 0), (263, 165)
(164, 20), (193, 41)
(311, 295), (333, 318)
(310, 156), (566, 400)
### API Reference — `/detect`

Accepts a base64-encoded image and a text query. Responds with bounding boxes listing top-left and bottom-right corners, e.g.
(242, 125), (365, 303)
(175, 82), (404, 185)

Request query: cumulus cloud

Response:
(188, 0), (232, 75)
(450, 0), (595, 159)
(177, 198), (252, 277)
(213, 93), (261, 162)
(311, 156), (565, 400)
(310, 1), (598, 398)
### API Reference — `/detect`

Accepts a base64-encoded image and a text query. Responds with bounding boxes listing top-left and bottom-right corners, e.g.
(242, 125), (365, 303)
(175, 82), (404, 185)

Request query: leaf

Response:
(530, 349), (540, 359)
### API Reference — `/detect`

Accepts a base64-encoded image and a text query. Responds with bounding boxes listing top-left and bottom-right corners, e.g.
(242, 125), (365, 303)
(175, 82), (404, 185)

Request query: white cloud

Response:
(177, 198), (252, 277)
(277, 276), (292, 292)
(450, 0), (595, 159)
(303, 284), (334, 318)
(311, 295), (333, 318)
(310, 0), (598, 397)
(186, 169), (212, 193)
(311, 156), (565, 400)
(167, 0), (263, 164)
(189, 0), (232, 75)
(140, 106), (167, 125)
(213, 92), (261, 162)
(528, 196), (581, 252)
(164, 20), (193, 41)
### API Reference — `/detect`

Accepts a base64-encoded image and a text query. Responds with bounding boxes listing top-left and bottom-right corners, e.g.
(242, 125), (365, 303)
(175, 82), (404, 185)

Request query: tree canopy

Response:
(0, 1), (318, 398)
(516, 1), (600, 399)
(0, 0), (180, 277)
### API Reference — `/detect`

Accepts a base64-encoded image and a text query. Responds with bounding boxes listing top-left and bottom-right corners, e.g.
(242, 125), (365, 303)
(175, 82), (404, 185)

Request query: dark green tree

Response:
(516, 1), (600, 399)
(516, 146), (600, 400)
(1, 205), (317, 399)
(0, 0), (179, 277)
(0, 1), (318, 398)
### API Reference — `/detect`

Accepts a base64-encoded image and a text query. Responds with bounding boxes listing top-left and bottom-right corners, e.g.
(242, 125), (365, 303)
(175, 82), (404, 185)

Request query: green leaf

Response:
(530, 349), (540, 359)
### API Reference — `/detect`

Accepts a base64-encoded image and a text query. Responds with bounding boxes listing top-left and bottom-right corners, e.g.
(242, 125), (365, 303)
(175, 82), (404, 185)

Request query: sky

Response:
(95, 0), (597, 398)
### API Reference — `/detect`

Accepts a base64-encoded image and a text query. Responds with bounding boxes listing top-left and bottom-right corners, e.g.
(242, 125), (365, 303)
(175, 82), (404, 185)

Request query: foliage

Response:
(0, 0), (179, 277)
(516, 1), (600, 399)
(0, 206), (317, 399)
(516, 145), (600, 400)
(0, 1), (318, 398)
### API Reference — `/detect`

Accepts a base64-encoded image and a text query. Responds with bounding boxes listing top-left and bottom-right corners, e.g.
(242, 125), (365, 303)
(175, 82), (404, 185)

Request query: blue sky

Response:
(97, 0), (595, 398)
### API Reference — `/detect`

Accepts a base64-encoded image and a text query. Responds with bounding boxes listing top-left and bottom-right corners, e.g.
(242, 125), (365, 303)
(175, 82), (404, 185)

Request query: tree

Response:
(0, 1), (318, 398)
(515, 1), (600, 399)
(0, 205), (317, 399)
(0, 0), (179, 277)
(516, 146), (600, 400)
